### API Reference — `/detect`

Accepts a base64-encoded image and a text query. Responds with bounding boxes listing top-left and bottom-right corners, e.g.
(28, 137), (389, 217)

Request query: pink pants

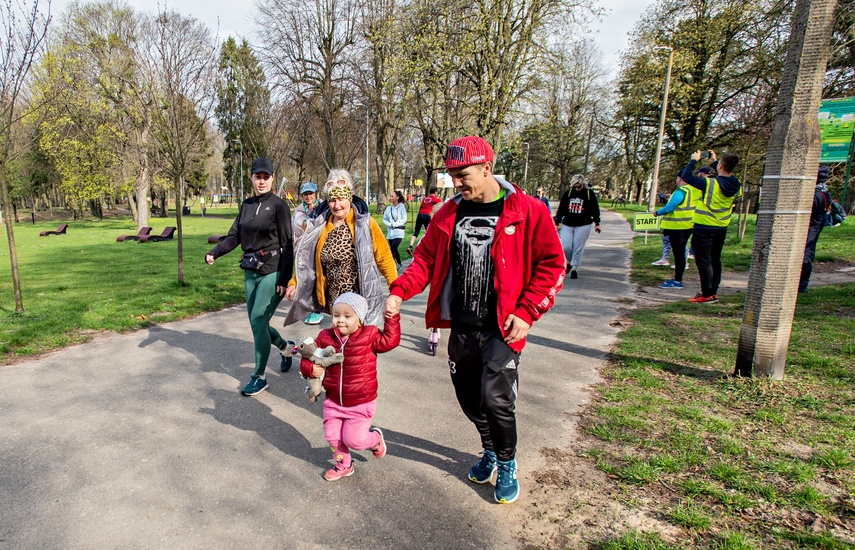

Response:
(323, 399), (381, 466)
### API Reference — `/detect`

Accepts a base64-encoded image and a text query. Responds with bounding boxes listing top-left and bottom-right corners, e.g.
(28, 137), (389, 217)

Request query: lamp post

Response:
(355, 103), (369, 201)
(230, 138), (243, 202)
(522, 142), (530, 189)
(648, 46), (674, 212)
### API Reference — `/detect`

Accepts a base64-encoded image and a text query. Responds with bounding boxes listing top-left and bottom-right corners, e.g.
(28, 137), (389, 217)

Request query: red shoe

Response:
(688, 294), (718, 303)
(324, 461), (354, 481)
(370, 427), (387, 458)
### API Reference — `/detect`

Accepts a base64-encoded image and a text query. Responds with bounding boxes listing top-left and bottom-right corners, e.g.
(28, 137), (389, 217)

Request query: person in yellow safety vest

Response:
(653, 175), (699, 290)
(679, 150), (742, 304)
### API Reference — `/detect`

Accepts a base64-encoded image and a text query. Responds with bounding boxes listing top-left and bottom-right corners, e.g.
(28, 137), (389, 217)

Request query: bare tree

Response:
(0, 0), (51, 313)
(149, 8), (216, 283)
(734, 0), (838, 378)
(256, 0), (358, 170)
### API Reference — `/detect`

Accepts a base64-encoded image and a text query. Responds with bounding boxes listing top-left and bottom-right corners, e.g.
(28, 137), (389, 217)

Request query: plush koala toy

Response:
(298, 337), (344, 403)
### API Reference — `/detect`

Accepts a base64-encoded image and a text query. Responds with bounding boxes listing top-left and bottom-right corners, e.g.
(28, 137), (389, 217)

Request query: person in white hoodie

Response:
(382, 190), (408, 266)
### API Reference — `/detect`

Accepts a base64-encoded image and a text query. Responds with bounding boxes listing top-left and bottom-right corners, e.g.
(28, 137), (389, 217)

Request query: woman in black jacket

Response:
(206, 157), (295, 396)
(554, 174), (601, 279)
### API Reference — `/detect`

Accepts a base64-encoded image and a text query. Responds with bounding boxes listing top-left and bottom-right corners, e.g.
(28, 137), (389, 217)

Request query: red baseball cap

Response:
(439, 135), (495, 170)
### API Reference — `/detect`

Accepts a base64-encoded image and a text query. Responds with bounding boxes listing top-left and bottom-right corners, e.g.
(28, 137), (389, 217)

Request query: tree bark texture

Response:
(735, 0), (838, 379)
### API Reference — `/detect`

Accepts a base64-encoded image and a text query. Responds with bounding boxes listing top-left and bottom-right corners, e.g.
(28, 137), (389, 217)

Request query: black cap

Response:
(251, 157), (274, 175)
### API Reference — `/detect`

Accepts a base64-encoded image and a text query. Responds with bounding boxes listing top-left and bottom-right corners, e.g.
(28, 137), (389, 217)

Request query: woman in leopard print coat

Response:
(285, 169), (398, 327)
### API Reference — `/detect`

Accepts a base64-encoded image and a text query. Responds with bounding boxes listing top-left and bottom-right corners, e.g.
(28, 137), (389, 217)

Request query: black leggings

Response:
(413, 213), (431, 238)
(664, 229), (692, 282)
(388, 237), (402, 265)
(447, 328), (520, 461)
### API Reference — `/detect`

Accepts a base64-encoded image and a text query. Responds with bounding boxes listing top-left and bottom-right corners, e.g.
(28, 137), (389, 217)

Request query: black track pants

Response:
(447, 328), (520, 461)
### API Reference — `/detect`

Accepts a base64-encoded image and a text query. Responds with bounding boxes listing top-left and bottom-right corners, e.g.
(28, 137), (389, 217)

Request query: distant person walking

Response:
(385, 135), (565, 505)
(653, 175), (699, 289)
(292, 181), (324, 325)
(679, 150), (741, 304)
(383, 190), (407, 267)
(205, 157), (295, 396)
(799, 166), (833, 293)
(407, 187), (443, 255)
(554, 174), (601, 279)
(535, 187), (550, 211)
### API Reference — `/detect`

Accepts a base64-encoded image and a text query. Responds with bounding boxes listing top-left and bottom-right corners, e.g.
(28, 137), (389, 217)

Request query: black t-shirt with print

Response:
(450, 196), (504, 330)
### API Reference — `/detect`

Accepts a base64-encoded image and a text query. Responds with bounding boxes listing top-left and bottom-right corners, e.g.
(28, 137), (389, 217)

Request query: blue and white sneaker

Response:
(659, 279), (683, 289)
(468, 449), (497, 484)
(304, 312), (323, 325)
(241, 375), (268, 396)
(495, 459), (519, 504)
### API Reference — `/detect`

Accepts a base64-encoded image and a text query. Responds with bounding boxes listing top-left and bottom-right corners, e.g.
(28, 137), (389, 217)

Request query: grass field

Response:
(0, 205), (421, 363)
(580, 206), (855, 548)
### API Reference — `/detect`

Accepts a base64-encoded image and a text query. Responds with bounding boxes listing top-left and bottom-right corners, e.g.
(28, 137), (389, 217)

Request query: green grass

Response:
(0, 202), (425, 362)
(583, 284), (855, 548)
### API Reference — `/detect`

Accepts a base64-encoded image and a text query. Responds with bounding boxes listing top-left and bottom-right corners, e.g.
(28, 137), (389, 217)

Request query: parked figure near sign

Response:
(653, 175), (699, 289)
(799, 166), (834, 293)
(205, 157), (295, 396)
(679, 151), (741, 304)
(554, 174), (601, 279)
(385, 135), (565, 505)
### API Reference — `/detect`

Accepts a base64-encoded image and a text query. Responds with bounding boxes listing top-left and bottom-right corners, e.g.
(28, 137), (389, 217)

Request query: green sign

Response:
(819, 97), (855, 163)
(633, 213), (660, 231)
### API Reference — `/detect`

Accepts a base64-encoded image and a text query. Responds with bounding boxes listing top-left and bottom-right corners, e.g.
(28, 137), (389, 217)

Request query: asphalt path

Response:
(0, 209), (635, 549)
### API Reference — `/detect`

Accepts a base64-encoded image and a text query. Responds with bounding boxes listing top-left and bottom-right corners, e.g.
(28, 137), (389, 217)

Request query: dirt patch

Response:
(516, 446), (684, 548)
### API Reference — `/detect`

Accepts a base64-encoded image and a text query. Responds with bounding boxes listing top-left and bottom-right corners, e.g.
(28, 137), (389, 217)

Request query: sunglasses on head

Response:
(326, 179), (347, 187)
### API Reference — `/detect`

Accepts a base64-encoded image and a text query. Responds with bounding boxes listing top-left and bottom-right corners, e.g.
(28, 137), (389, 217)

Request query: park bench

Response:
(39, 224), (68, 237)
(139, 227), (176, 243)
(207, 234), (227, 244)
(117, 227), (152, 242)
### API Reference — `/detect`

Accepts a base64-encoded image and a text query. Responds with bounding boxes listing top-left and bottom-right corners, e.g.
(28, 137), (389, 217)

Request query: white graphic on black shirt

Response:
(453, 216), (499, 319)
(568, 197), (585, 214)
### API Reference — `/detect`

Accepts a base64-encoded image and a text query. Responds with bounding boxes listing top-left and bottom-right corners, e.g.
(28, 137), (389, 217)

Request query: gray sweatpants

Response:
(559, 224), (593, 270)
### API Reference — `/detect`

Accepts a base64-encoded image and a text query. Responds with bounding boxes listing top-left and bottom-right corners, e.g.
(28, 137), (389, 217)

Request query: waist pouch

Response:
(239, 248), (279, 271)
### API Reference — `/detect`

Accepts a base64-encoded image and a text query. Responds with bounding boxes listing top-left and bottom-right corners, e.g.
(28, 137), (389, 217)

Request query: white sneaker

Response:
(651, 259), (670, 266)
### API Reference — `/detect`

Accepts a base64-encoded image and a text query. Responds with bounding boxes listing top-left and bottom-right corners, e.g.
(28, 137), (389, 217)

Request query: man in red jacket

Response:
(385, 135), (565, 504)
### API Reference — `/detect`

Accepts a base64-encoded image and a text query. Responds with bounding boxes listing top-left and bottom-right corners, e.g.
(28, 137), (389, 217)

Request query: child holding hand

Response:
(300, 292), (401, 481)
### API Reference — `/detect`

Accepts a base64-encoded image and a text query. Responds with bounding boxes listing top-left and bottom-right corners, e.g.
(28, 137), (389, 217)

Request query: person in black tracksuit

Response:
(799, 166), (833, 293)
(206, 157), (294, 396)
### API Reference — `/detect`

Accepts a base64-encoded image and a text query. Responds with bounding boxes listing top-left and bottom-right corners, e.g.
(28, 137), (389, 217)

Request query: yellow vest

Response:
(692, 178), (740, 227)
(660, 186), (698, 230)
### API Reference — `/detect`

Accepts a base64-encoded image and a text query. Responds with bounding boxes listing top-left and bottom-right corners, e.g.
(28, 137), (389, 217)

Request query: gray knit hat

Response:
(333, 292), (369, 323)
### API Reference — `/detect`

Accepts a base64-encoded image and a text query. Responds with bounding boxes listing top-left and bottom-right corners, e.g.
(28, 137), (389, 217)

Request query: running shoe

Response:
(651, 259), (670, 266)
(494, 459), (519, 504)
(240, 375), (268, 396)
(658, 279), (683, 289)
(688, 294), (718, 303)
(304, 312), (323, 325)
(469, 449), (497, 484)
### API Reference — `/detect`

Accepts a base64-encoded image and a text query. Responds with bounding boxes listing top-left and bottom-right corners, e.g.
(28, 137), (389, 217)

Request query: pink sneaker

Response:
(324, 461), (354, 481)
(370, 428), (387, 458)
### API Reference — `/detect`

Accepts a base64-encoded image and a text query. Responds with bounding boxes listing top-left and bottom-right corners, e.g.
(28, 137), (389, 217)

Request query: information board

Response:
(819, 97), (855, 163)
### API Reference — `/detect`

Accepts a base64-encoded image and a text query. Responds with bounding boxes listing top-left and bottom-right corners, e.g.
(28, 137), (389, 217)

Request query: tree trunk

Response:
(735, 0), (837, 379)
(0, 161), (24, 312)
(176, 177), (185, 284)
(135, 124), (151, 229)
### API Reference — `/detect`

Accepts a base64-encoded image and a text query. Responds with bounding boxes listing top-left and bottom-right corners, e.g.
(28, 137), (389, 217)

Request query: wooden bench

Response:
(207, 234), (227, 244)
(117, 227), (152, 242)
(139, 227), (176, 243)
(40, 224), (68, 237)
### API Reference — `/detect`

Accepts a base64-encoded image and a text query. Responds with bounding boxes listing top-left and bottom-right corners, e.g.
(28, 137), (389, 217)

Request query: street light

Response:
(648, 46), (674, 212)
(354, 103), (369, 201)
(522, 142), (530, 189)
(230, 138), (243, 202)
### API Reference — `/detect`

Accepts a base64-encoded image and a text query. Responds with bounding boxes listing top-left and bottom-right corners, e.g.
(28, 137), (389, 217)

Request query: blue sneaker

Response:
(659, 279), (683, 289)
(468, 449), (497, 484)
(494, 459), (519, 504)
(304, 312), (323, 325)
(240, 375), (268, 396)
(280, 354), (292, 372)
